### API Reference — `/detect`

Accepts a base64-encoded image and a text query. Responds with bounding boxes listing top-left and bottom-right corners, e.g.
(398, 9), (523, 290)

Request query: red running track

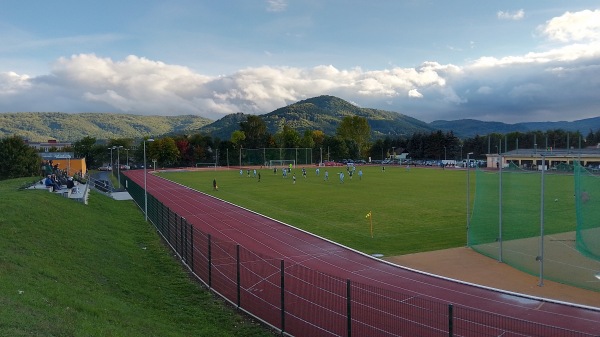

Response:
(125, 170), (600, 335)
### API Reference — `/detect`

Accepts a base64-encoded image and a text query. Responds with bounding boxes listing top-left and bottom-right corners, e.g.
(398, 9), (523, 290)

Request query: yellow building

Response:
(40, 153), (87, 177)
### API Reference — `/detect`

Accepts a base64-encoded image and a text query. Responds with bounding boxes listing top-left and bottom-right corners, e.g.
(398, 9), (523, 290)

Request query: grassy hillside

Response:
(199, 95), (434, 139)
(0, 178), (274, 337)
(0, 112), (213, 142)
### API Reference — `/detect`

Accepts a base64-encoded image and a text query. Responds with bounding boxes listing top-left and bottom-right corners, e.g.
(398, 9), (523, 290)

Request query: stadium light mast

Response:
(116, 145), (123, 189)
(466, 152), (474, 246)
(144, 138), (154, 222)
(108, 146), (115, 171)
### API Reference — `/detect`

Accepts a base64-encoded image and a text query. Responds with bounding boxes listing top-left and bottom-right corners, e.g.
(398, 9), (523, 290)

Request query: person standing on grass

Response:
(358, 169), (363, 180)
(239, 169), (243, 176)
(258, 172), (261, 182)
(293, 173), (296, 184)
(324, 170), (329, 181)
(213, 179), (218, 191)
(339, 172), (344, 183)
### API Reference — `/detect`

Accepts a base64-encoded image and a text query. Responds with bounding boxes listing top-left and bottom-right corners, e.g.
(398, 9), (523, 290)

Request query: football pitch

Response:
(158, 165), (471, 256)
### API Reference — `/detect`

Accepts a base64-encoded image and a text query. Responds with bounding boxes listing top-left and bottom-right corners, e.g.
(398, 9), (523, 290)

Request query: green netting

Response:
(575, 162), (600, 261)
(469, 163), (600, 292)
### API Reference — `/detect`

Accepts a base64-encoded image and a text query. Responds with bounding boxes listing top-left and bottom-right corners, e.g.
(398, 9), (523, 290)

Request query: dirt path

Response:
(385, 247), (600, 308)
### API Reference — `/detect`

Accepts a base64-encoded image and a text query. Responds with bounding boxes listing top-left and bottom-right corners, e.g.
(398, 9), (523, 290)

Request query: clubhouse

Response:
(485, 146), (600, 171)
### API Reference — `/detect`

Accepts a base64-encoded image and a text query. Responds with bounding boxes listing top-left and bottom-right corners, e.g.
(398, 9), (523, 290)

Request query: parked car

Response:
(98, 165), (112, 171)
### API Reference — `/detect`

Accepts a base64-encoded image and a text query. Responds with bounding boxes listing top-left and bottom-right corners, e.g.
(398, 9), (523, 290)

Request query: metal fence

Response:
(124, 176), (596, 337)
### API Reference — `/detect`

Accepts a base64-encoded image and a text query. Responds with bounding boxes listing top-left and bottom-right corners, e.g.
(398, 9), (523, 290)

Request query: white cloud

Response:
(266, 0), (287, 12)
(497, 9), (525, 21)
(0, 72), (31, 94)
(539, 9), (600, 42)
(2, 5), (600, 128)
(408, 89), (423, 98)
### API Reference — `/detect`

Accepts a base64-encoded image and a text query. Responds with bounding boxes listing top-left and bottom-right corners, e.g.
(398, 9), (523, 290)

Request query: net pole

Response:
(539, 155), (545, 287)
(499, 155), (503, 262)
(466, 152), (473, 246)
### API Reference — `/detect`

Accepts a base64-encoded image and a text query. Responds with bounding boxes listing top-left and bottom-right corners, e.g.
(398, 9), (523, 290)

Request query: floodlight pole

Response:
(466, 152), (474, 246)
(320, 147), (323, 166)
(109, 146), (115, 171)
(499, 154), (503, 262)
(116, 146), (123, 189)
(539, 155), (546, 287)
(144, 138), (154, 222)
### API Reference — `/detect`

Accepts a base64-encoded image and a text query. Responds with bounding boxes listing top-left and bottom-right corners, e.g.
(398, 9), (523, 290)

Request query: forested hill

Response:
(0, 112), (212, 142)
(3, 96), (600, 142)
(199, 95), (435, 139)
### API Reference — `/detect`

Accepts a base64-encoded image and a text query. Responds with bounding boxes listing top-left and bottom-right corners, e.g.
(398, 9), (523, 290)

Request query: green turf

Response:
(159, 166), (473, 256)
(0, 177), (275, 337)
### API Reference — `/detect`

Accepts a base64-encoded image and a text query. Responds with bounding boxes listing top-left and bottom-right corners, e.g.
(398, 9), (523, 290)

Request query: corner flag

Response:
(366, 211), (373, 238)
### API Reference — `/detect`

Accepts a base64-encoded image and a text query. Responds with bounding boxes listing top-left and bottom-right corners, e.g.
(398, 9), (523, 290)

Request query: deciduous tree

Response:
(0, 135), (41, 180)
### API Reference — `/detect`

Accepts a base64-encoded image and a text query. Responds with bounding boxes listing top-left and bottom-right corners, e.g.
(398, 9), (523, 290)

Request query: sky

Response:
(1, 1), (599, 124)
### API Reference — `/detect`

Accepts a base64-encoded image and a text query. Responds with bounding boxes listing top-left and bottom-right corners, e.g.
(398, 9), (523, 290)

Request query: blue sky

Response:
(1, 1), (599, 124)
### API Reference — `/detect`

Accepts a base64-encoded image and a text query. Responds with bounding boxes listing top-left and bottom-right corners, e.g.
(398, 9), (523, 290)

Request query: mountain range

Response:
(1, 96), (599, 142)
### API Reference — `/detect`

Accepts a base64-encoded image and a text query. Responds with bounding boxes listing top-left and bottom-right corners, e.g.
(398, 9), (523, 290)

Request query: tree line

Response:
(2, 115), (600, 180)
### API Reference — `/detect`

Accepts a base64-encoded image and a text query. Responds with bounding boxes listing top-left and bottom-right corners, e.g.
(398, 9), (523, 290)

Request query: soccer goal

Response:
(269, 160), (295, 168)
(196, 162), (217, 170)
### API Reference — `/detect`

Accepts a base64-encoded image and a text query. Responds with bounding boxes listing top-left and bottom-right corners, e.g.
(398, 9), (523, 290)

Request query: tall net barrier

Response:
(575, 162), (600, 261)
(469, 162), (600, 292)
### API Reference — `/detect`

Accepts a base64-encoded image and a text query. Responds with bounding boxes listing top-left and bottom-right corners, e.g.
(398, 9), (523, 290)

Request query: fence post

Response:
(189, 223), (194, 271)
(347, 279), (351, 337)
(280, 260), (285, 334)
(180, 216), (184, 257)
(236, 244), (241, 308)
(182, 217), (187, 262)
(208, 234), (212, 289)
(448, 304), (453, 337)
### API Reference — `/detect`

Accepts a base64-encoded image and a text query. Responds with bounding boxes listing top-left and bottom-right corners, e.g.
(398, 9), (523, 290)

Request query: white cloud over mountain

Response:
(0, 9), (599, 124)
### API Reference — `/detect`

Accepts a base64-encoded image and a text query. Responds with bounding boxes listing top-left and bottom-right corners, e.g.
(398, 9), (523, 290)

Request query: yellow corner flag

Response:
(366, 211), (373, 238)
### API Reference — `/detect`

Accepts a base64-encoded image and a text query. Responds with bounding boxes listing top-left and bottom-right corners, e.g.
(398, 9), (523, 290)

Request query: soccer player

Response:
(293, 173), (296, 184)
(358, 169), (363, 180)
(324, 170), (329, 181)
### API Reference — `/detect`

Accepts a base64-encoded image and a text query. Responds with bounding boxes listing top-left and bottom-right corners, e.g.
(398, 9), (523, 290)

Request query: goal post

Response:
(196, 162), (217, 169)
(268, 160), (296, 168)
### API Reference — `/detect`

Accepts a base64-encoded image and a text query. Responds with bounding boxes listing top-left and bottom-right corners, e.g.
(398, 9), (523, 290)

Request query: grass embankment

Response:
(0, 177), (275, 337)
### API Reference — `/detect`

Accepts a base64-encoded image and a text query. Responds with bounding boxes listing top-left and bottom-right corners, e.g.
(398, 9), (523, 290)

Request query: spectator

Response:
(66, 177), (75, 190)
(45, 175), (61, 191)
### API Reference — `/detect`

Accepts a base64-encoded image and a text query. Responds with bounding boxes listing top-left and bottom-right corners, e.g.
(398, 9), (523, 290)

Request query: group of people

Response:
(41, 160), (83, 194)
(237, 165), (366, 185)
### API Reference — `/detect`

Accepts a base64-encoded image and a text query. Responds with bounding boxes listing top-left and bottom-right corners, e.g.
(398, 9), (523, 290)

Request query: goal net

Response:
(196, 162), (217, 169)
(268, 160), (295, 168)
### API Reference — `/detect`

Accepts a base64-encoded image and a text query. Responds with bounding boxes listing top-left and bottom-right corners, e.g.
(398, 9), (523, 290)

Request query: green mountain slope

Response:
(200, 95), (434, 139)
(3, 97), (599, 142)
(0, 112), (213, 142)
